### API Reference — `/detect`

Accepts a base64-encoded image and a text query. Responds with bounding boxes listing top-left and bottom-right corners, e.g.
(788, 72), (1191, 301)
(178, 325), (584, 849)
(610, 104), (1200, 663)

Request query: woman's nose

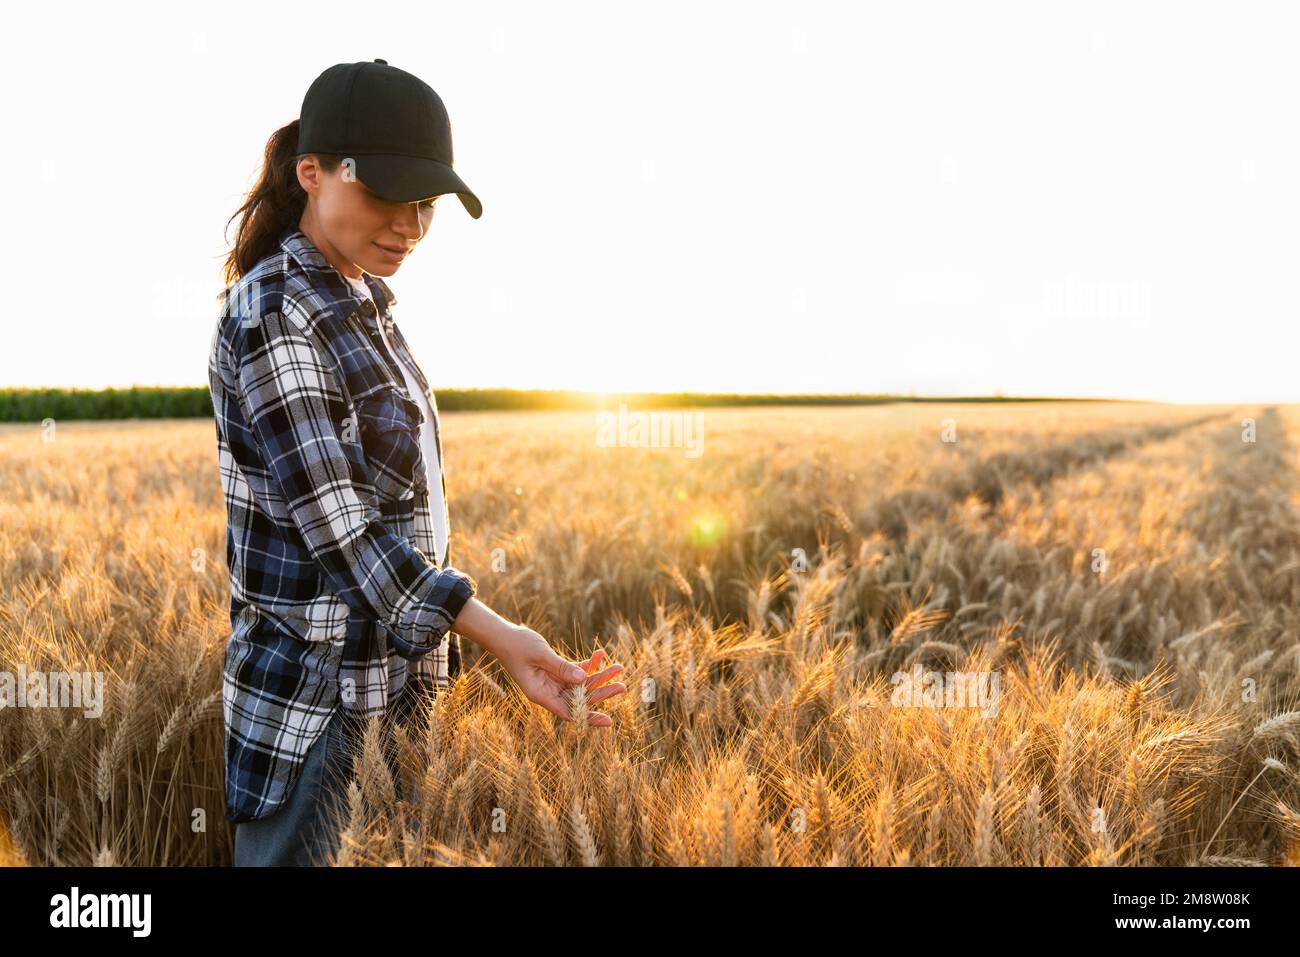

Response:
(394, 203), (426, 240)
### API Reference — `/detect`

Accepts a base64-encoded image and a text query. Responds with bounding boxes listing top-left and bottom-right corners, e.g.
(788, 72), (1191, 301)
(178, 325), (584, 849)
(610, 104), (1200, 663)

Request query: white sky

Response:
(3, 0), (1297, 402)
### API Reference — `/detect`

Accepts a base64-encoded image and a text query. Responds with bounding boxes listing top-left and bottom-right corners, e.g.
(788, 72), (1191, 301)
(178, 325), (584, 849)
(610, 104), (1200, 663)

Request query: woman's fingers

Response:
(584, 663), (624, 689)
(586, 683), (626, 706)
(527, 659), (626, 726)
(543, 652), (588, 684)
(567, 648), (624, 690)
(533, 676), (620, 720)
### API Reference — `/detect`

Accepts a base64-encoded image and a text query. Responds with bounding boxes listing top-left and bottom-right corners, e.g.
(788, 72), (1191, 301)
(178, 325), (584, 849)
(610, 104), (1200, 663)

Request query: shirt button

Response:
(362, 300), (376, 317)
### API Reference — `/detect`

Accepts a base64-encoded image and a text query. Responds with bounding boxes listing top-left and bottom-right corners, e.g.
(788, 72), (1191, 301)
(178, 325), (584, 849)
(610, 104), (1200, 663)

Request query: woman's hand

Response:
(495, 626), (627, 727)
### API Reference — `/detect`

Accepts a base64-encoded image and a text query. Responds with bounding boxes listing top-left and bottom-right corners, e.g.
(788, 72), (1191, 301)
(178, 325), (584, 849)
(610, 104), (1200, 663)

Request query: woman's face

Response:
(296, 155), (437, 279)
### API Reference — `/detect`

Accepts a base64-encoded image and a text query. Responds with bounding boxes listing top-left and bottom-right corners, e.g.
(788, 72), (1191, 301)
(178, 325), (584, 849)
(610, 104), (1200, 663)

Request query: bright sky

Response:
(3, 1), (1297, 402)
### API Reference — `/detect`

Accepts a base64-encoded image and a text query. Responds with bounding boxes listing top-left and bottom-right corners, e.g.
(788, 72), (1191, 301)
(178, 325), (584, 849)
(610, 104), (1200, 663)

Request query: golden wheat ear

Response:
(567, 682), (590, 728)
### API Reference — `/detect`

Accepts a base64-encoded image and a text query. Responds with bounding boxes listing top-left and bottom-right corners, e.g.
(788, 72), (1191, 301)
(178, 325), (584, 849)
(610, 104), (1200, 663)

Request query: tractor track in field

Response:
(859, 412), (1230, 542)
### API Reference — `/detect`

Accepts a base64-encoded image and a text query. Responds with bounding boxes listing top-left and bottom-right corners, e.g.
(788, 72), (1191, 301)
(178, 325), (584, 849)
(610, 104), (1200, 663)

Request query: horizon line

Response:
(0, 384), (1287, 406)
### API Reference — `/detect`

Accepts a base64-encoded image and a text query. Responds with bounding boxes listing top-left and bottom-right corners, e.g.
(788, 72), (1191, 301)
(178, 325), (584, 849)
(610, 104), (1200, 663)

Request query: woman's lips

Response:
(374, 242), (407, 262)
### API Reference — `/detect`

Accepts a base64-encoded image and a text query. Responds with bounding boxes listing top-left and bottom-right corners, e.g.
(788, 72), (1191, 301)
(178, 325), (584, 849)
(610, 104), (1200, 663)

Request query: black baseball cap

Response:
(296, 58), (482, 219)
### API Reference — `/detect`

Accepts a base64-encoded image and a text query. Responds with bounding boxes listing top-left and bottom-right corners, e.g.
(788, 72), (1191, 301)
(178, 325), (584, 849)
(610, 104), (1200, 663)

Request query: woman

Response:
(208, 59), (626, 866)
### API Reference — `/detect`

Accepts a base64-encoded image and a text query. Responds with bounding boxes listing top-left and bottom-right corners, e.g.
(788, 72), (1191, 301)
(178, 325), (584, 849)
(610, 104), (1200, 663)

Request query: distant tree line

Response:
(0, 386), (1113, 422)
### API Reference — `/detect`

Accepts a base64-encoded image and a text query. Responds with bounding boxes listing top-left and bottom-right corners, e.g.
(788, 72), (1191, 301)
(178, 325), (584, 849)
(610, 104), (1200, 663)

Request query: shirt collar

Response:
(278, 227), (398, 309)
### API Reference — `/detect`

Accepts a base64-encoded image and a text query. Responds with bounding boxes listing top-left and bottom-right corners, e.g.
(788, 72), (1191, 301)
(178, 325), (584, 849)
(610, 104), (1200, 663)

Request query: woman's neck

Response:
(297, 211), (363, 280)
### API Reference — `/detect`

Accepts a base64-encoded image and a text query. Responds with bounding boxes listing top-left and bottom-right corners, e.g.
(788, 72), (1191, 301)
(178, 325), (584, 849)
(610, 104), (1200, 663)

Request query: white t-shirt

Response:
(345, 274), (450, 568)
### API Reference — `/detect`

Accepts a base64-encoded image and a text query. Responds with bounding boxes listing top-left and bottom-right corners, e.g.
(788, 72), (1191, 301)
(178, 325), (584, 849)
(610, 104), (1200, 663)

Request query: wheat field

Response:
(2, 403), (1300, 866)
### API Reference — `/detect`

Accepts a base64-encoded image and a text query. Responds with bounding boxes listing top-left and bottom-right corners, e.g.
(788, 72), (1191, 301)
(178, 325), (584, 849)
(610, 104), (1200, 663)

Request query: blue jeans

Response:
(233, 686), (419, 866)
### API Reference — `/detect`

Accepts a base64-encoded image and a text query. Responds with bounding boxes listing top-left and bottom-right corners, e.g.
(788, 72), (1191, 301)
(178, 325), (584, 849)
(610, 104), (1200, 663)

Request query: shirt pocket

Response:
(353, 385), (427, 505)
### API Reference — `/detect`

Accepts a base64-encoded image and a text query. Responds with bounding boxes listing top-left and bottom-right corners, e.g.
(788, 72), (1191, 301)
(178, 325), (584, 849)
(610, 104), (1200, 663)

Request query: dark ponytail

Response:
(219, 119), (341, 290)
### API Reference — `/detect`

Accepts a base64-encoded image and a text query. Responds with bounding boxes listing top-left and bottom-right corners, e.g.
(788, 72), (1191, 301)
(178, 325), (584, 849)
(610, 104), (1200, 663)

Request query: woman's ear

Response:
(295, 155), (324, 197)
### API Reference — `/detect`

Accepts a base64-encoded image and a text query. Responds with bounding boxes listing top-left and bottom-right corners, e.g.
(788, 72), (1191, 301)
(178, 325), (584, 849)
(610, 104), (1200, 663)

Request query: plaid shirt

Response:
(208, 226), (477, 823)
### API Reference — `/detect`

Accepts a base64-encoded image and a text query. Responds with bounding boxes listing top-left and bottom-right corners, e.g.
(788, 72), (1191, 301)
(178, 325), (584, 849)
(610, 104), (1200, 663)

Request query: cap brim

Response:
(354, 153), (483, 219)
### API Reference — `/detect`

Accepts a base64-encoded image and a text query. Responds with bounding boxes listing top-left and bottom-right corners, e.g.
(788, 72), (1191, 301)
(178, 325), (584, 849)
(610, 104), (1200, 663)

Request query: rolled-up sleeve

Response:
(230, 307), (476, 657)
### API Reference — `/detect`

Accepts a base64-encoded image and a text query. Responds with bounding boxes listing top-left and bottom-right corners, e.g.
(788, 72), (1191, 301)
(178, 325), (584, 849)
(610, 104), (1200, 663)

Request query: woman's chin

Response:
(363, 258), (402, 278)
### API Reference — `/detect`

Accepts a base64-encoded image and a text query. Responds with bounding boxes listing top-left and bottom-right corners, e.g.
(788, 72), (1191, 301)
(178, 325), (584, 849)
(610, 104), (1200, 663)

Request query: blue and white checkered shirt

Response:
(207, 226), (477, 823)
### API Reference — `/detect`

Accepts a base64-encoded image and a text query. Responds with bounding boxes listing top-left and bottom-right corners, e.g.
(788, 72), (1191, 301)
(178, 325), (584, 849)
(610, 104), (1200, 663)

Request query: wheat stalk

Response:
(568, 681), (589, 732)
(568, 797), (599, 866)
(1252, 711), (1300, 743)
(974, 789), (998, 866)
(537, 796), (565, 866)
(1020, 784), (1044, 866)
